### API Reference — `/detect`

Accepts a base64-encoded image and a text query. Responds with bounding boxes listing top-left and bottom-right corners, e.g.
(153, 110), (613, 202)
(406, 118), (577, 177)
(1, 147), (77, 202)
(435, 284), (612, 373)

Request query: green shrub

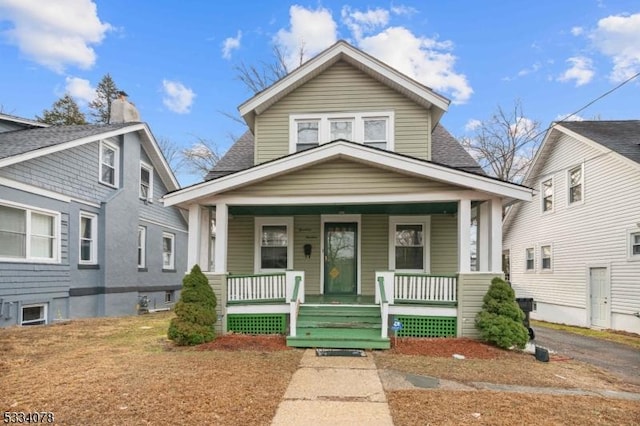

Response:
(475, 277), (528, 349)
(168, 264), (217, 346)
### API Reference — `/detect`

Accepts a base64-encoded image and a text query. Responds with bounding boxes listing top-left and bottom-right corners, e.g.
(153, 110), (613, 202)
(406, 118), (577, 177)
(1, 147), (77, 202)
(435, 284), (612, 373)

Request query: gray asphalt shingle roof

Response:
(0, 123), (135, 160)
(560, 120), (640, 165)
(204, 124), (483, 180)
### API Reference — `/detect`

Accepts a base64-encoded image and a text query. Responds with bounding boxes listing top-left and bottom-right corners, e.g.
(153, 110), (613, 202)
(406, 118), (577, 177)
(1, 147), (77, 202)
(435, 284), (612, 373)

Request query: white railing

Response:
(287, 271), (305, 338)
(227, 273), (286, 303)
(376, 276), (389, 339)
(394, 274), (457, 304)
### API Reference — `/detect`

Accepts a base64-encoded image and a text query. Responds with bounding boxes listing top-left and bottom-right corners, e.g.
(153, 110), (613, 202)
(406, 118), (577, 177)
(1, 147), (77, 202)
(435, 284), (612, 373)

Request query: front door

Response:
(324, 222), (357, 294)
(589, 267), (609, 328)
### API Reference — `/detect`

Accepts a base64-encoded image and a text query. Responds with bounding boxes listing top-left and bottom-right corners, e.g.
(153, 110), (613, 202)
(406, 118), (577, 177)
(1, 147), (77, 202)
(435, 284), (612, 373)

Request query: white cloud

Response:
(590, 13), (640, 82)
(517, 62), (542, 77)
(273, 5), (337, 71)
(222, 31), (242, 60)
(358, 27), (472, 104)
(558, 56), (595, 86)
(555, 113), (585, 122)
(0, 0), (111, 73)
(64, 76), (96, 104)
(341, 6), (389, 40)
(390, 5), (418, 16)
(162, 80), (195, 114)
(510, 117), (536, 138)
(464, 119), (482, 132)
(571, 26), (584, 36)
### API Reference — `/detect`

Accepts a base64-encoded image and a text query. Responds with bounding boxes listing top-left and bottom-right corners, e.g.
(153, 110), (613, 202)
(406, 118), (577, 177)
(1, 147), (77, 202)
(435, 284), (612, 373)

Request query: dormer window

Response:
(290, 111), (394, 153)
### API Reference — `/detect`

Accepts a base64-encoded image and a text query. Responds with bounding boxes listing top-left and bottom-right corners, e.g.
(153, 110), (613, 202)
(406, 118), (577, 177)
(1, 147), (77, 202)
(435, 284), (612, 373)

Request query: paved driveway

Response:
(533, 325), (640, 386)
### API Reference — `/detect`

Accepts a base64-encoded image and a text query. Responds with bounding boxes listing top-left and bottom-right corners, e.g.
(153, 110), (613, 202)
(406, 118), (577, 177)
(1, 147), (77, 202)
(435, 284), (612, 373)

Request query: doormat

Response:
(316, 348), (366, 357)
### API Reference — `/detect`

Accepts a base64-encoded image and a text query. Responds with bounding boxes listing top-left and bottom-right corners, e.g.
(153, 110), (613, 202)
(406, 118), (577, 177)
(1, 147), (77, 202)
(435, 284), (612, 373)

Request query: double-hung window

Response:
(541, 245), (552, 271)
(541, 178), (553, 213)
(162, 232), (175, 270)
(138, 226), (146, 269)
(0, 202), (59, 262)
(296, 120), (320, 151)
(140, 162), (153, 200)
(254, 218), (293, 272)
(389, 216), (430, 272)
(79, 212), (98, 264)
(99, 141), (119, 187)
(630, 231), (640, 260)
(525, 248), (535, 271)
(363, 118), (388, 149)
(568, 165), (583, 204)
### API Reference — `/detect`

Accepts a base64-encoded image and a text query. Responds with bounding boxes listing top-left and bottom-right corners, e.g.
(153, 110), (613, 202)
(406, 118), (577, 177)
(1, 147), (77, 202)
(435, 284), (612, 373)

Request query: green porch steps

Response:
(286, 305), (390, 350)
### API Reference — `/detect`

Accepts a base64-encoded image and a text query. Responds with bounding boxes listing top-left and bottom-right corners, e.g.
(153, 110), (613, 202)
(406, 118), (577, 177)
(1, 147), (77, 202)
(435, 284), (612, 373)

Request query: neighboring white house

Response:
(503, 120), (640, 334)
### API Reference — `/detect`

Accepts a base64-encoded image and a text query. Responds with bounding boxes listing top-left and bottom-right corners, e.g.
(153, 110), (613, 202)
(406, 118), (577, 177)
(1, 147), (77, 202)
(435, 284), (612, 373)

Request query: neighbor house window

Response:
(568, 165), (583, 204)
(541, 245), (552, 270)
(99, 141), (119, 187)
(138, 226), (146, 268)
(140, 162), (154, 200)
(165, 290), (175, 303)
(290, 112), (394, 152)
(254, 217), (293, 272)
(21, 304), (47, 326)
(525, 248), (534, 271)
(162, 232), (175, 270)
(541, 178), (553, 212)
(0, 202), (59, 262)
(79, 212), (98, 264)
(630, 231), (640, 259)
(389, 216), (430, 272)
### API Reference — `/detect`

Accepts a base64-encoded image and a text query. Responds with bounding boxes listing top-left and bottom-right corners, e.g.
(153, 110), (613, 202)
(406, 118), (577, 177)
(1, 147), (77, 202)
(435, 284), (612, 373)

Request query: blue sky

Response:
(1, 1), (638, 185)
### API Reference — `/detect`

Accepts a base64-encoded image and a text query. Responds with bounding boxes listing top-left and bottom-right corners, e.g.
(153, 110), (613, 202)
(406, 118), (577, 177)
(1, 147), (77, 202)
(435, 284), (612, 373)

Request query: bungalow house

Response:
(503, 120), (640, 335)
(0, 113), (187, 327)
(163, 41), (533, 348)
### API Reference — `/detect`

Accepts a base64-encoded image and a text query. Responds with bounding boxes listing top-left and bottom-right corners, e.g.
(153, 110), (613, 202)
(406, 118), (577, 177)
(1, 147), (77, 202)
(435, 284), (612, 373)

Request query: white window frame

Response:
(540, 244), (553, 272)
(567, 164), (584, 206)
(138, 226), (147, 268)
(21, 303), (47, 326)
(139, 161), (154, 201)
(165, 290), (175, 303)
(289, 111), (395, 153)
(525, 247), (535, 272)
(99, 140), (120, 188)
(628, 230), (640, 261)
(79, 212), (98, 265)
(0, 200), (60, 263)
(388, 216), (431, 272)
(254, 217), (294, 273)
(162, 232), (175, 270)
(541, 177), (554, 214)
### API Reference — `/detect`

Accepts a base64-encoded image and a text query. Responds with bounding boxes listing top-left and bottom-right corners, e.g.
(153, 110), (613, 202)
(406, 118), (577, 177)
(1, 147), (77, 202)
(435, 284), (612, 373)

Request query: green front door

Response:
(324, 222), (357, 294)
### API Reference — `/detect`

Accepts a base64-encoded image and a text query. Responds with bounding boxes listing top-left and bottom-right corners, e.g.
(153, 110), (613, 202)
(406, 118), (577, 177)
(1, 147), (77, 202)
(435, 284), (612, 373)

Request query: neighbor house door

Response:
(589, 267), (609, 328)
(324, 222), (357, 294)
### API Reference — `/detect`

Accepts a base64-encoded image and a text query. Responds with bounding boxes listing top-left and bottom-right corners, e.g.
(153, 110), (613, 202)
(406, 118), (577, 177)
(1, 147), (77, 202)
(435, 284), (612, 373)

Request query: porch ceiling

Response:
(228, 202), (458, 216)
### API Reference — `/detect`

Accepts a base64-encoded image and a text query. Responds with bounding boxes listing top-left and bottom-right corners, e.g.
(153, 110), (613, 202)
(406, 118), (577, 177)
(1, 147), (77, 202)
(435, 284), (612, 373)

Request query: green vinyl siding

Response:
(255, 60), (431, 164)
(457, 273), (503, 337)
(227, 216), (253, 274)
(293, 215), (321, 295)
(361, 215), (388, 296)
(431, 214), (458, 274)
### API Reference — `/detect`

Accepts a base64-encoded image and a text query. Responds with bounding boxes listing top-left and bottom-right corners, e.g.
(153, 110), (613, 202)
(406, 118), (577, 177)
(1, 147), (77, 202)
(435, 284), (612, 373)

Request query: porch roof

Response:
(163, 140), (533, 208)
(229, 202), (458, 216)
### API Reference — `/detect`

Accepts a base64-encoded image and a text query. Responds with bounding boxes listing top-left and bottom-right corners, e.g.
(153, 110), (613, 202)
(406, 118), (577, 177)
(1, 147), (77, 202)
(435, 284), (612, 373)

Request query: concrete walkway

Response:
(271, 349), (393, 426)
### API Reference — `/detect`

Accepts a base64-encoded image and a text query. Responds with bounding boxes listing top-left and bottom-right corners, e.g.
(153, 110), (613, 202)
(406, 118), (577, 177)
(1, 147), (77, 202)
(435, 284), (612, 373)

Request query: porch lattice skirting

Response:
(227, 314), (286, 334)
(392, 315), (457, 338)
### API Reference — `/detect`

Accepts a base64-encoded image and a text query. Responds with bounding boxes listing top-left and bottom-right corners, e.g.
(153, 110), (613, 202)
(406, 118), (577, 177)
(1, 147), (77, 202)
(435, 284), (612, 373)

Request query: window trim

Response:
(162, 232), (175, 270)
(99, 140), (120, 188)
(388, 216), (431, 273)
(78, 211), (98, 265)
(0, 200), (61, 263)
(540, 244), (553, 272)
(540, 177), (554, 214)
(254, 217), (294, 273)
(138, 226), (147, 269)
(139, 161), (154, 201)
(289, 111), (395, 153)
(628, 230), (640, 261)
(21, 303), (47, 326)
(567, 163), (584, 206)
(525, 247), (535, 272)
(165, 290), (175, 303)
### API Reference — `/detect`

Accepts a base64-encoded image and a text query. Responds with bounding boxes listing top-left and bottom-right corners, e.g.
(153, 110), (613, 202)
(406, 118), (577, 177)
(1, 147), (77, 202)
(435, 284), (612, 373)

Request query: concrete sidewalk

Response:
(271, 349), (393, 426)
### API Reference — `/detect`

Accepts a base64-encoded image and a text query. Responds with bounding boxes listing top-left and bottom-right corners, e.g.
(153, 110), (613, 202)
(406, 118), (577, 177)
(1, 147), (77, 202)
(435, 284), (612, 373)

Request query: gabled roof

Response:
(165, 140), (531, 208)
(0, 112), (49, 129)
(238, 40), (450, 132)
(0, 121), (180, 192)
(205, 124), (483, 180)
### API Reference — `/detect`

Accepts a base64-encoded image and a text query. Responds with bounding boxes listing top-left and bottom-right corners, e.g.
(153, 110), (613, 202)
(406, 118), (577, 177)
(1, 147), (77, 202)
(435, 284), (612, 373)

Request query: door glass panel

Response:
(324, 223), (357, 294)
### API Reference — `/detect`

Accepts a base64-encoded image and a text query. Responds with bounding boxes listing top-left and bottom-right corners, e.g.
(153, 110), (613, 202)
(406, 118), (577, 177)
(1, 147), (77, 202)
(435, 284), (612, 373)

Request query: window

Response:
(99, 141), (119, 187)
(21, 304), (47, 326)
(138, 226), (146, 268)
(254, 218), (293, 272)
(525, 248), (534, 271)
(165, 290), (175, 303)
(568, 165), (583, 204)
(140, 162), (154, 200)
(389, 216), (430, 271)
(630, 231), (640, 259)
(541, 245), (552, 270)
(290, 112), (394, 152)
(0, 202), (58, 262)
(541, 178), (553, 212)
(79, 212), (98, 264)
(162, 232), (175, 270)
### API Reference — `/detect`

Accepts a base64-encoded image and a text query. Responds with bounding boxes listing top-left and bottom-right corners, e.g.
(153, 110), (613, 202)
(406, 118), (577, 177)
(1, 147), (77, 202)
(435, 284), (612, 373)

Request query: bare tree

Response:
(156, 137), (183, 175)
(461, 100), (542, 183)
(234, 44), (306, 94)
(181, 137), (222, 179)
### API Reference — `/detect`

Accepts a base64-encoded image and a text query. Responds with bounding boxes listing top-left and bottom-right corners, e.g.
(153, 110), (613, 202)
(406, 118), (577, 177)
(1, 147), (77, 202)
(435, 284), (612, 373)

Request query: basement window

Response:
(21, 304), (47, 326)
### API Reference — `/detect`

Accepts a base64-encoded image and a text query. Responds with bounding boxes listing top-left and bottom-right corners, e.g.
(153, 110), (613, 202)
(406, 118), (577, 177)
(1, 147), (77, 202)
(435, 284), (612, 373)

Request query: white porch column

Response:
(490, 198), (503, 272)
(458, 198), (471, 273)
(187, 204), (201, 272)
(214, 203), (228, 273)
(478, 201), (490, 272)
(198, 207), (210, 269)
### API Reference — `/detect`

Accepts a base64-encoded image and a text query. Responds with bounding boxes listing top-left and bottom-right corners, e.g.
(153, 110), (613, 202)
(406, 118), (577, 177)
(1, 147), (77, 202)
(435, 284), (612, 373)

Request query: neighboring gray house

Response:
(0, 113), (187, 326)
(504, 120), (640, 335)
